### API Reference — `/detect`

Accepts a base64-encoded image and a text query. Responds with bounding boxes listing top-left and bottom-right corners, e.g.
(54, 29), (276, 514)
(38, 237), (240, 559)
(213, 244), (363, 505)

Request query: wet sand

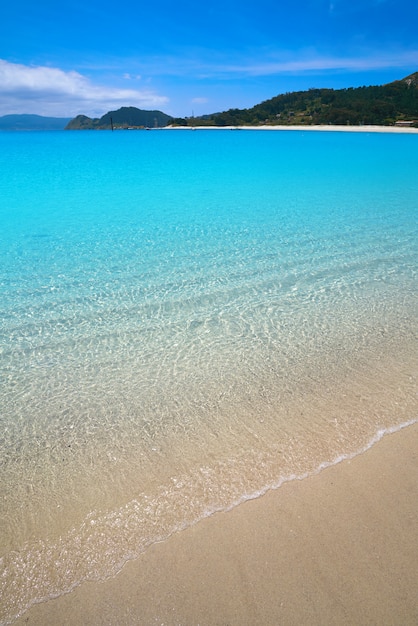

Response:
(14, 421), (418, 626)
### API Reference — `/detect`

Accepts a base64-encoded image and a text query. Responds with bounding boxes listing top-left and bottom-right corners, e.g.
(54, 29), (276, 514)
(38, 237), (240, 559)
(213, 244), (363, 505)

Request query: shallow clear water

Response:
(0, 129), (417, 624)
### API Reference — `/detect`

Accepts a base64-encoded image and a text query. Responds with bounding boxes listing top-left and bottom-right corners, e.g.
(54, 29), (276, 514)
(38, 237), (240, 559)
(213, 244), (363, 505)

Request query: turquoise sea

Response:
(0, 128), (417, 623)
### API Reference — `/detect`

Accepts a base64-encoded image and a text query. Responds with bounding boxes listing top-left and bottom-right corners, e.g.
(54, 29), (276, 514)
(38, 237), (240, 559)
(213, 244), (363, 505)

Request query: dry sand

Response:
(15, 421), (418, 626)
(165, 124), (418, 133)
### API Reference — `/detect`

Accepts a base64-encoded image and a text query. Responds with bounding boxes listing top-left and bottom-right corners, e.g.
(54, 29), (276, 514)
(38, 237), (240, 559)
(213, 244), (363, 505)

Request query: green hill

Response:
(66, 107), (173, 130)
(174, 72), (418, 127)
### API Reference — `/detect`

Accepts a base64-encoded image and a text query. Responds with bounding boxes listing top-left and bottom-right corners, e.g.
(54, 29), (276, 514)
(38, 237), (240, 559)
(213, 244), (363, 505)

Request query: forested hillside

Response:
(173, 72), (418, 127)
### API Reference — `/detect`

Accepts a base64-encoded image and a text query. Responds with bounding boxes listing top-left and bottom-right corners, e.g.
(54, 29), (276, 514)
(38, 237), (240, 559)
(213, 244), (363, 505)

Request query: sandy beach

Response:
(165, 124), (418, 133)
(13, 421), (418, 626)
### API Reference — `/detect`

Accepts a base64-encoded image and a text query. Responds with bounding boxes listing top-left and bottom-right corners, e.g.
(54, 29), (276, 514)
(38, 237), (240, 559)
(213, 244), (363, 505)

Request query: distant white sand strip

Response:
(165, 124), (418, 133)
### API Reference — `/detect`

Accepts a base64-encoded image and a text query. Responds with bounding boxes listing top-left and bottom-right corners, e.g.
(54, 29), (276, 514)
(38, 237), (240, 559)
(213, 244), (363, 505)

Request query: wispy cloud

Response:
(166, 48), (418, 79)
(115, 47), (418, 80)
(0, 47), (416, 118)
(0, 59), (169, 117)
(220, 50), (418, 77)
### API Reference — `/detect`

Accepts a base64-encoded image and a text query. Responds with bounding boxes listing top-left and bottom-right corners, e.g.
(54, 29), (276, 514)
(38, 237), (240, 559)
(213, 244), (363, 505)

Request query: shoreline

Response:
(164, 124), (418, 133)
(13, 420), (418, 625)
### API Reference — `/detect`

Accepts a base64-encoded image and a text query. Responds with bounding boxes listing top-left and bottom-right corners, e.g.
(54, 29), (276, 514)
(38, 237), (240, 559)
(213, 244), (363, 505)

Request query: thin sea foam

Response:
(0, 129), (417, 624)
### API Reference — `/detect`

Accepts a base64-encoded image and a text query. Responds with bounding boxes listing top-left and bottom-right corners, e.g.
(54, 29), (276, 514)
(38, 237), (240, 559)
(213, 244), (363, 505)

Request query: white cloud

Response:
(123, 72), (142, 80)
(0, 59), (169, 117)
(191, 97), (208, 104)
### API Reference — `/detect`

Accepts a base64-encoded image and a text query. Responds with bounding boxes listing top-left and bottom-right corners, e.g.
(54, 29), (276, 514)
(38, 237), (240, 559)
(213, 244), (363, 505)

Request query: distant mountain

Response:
(0, 114), (72, 130)
(66, 107), (173, 130)
(173, 72), (418, 127)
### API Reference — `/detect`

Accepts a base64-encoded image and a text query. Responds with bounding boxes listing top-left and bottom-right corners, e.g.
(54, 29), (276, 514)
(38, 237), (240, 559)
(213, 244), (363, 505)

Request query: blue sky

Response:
(1, 0), (417, 118)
